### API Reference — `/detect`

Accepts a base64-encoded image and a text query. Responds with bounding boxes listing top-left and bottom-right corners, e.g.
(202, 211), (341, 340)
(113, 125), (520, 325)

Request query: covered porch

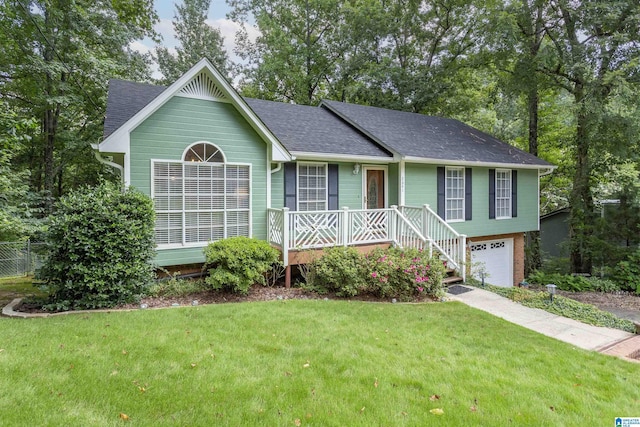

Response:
(267, 205), (467, 287)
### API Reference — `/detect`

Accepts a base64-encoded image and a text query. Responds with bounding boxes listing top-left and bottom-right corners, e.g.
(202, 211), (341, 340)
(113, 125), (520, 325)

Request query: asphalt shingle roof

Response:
(321, 100), (552, 167)
(244, 98), (391, 157)
(102, 79), (552, 167)
(103, 79), (166, 138)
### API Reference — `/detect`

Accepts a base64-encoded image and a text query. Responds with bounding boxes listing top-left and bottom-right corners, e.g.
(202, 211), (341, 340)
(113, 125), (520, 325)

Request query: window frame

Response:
(151, 142), (252, 249)
(445, 166), (465, 223)
(495, 169), (512, 220)
(296, 162), (328, 212)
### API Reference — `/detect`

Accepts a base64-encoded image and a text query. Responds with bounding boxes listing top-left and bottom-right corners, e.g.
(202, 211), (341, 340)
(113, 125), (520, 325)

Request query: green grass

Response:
(0, 276), (43, 307)
(1, 300), (638, 426)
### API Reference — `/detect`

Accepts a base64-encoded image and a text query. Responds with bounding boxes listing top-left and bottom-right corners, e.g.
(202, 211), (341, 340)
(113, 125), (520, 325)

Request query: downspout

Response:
(270, 162), (283, 174)
(92, 143), (124, 186)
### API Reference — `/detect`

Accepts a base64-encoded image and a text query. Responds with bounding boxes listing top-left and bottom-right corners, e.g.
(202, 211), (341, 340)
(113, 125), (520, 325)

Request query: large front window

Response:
(495, 169), (512, 219)
(297, 163), (327, 211)
(153, 142), (251, 246)
(446, 167), (465, 221)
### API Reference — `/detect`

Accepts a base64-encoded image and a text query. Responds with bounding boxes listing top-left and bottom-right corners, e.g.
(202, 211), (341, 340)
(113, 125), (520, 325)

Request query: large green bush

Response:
(204, 237), (281, 295)
(38, 183), (155, 310)
(308, 246), (366, 297)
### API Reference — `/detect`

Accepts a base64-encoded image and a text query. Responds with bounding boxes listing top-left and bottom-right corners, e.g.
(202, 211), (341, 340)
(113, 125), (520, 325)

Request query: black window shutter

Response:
(328, 164), (339, 210)
(511, 170), (518, 218)
(437, 167), (445, 218)
(284, 162), (297, 210)
(489, 169), (496, 219)
(465, 168), (472, 221)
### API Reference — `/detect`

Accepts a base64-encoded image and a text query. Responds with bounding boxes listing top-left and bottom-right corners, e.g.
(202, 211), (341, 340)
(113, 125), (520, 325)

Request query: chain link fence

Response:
(0, 240), (45, 278)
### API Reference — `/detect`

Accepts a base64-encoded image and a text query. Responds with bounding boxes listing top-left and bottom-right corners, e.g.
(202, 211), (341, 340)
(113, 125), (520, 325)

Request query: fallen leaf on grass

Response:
(429, 408), (444, 415)
(190, 363), (197, 368)
(360, 407), (365, 413)
(303, 361), (310, 368)
(119, 413), (129, 421)
(138, 387), (146, 393)
(121, 349), (128, 355)
(374, 378), (378, 388)
(549, 406), (555, 412)
(429, 394), (440, 401)
(294, 419), (301, 426)
(470, 405), (477, 412)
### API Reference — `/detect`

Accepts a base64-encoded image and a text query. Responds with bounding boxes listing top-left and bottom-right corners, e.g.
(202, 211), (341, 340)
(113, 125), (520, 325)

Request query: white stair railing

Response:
(399, 205), (466, 281)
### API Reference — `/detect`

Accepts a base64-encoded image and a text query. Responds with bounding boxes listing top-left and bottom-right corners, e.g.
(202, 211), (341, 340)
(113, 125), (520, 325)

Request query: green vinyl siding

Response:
(270, 164), (284, 209)
(403, 163), (539, 238)
(129, 96), (268, 267)
(338, 163), (362, 208)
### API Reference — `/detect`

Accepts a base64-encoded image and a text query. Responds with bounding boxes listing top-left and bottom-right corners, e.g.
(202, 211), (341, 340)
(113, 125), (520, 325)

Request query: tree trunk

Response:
(569, 93), (594, 274)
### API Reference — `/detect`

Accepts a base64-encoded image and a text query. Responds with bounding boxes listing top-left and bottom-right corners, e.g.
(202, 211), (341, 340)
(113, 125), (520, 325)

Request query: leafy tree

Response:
(0, 0), (157, 212)
(156, 0), (229, 83)
(539, 0), (640, 273)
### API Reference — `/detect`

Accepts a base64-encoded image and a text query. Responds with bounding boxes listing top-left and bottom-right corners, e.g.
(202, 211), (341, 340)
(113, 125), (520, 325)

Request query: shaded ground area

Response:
(556, 290), (640, 322)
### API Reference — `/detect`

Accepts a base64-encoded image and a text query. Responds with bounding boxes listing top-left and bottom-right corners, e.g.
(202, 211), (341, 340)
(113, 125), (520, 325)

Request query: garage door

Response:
(470, 238), (513, 287)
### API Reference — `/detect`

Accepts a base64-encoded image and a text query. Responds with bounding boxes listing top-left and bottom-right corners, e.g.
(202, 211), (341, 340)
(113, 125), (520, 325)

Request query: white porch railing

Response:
(267, 205), (466, 281)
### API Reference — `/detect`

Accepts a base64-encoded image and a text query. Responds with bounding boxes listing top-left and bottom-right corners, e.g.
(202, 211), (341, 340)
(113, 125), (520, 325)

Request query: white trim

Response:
(445, 166), (465, 222)
(296, 161), (328, 211)
(403, 156), (555, 171)
(495, 169), (512, 220)
(362, 165), (389, 209)
(97, 58), (291, 177)
(290, 151), (392, 163)
(399, 160), (405, 206)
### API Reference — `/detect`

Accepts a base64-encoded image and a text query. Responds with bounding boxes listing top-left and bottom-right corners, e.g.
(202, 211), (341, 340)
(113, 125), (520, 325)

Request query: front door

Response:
(365, 168), (385, 209)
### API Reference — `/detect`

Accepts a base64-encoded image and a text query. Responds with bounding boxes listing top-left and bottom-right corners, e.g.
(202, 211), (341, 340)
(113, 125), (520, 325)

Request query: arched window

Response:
(153, 142), (251, 246)
(183, 142), (225, 163)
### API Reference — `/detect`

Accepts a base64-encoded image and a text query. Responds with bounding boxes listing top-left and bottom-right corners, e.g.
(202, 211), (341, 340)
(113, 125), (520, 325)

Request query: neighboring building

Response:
(96, 59), (554, 287)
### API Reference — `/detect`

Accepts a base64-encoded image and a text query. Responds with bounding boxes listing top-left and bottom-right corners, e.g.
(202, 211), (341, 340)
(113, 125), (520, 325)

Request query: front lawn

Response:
(1, 300), (638, 426)
(0, 276), (42, 307)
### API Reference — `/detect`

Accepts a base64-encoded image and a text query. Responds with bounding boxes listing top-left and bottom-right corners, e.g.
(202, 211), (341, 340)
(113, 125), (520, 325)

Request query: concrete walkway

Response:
(447, 286), (637, 357)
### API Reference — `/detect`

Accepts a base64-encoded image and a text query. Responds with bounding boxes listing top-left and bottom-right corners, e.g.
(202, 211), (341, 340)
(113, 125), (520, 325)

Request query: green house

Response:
(96, 59), (554, 287)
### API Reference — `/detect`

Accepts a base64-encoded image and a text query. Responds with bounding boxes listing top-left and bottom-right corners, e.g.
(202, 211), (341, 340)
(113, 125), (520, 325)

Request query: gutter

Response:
(91, 143), (124, 186)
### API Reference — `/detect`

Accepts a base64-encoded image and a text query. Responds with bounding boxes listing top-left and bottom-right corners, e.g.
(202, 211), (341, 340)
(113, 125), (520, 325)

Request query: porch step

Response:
(443, 275), (464, 285)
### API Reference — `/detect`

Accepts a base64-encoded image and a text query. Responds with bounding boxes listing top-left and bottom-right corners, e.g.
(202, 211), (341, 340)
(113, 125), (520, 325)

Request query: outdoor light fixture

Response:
(353, 163), (361, 175)
(546, 284), (557, 302)
(480, 271), (485, 287)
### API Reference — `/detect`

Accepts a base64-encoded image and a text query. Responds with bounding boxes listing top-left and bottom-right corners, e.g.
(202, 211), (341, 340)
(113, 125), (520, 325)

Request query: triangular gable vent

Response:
(177, 71), (228, 102)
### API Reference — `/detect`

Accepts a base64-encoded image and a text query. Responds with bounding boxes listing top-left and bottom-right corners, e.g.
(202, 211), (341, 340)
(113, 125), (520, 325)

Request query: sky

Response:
(131, 0), (256, 78)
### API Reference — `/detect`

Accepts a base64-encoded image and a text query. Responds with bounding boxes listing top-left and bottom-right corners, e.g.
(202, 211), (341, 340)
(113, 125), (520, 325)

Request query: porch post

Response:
(460, 234), (467, 282)
(282, 208), (290, 267)
(422, 204), (430, 238)
(282, 208), (291, 288)
(390, 205), (398, 244)
(342, 207), (349, 246)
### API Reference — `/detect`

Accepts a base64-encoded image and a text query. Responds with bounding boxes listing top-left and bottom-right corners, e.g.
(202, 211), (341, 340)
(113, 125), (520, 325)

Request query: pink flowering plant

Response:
(363, 247), (447, 300)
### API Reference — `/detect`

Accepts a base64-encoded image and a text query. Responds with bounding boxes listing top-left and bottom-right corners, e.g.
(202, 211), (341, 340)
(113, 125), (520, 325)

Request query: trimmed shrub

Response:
(308, 246), (366, 297)
(204, 237), (280, 295)
(364, 247), (447, 300)
(37, 183), (155, 310)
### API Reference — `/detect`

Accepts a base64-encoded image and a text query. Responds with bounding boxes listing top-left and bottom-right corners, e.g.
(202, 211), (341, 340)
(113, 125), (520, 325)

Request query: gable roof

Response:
(321, 100), (553, 168)
(244, 98), (391, 159)
(98, 58), (291, 166)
